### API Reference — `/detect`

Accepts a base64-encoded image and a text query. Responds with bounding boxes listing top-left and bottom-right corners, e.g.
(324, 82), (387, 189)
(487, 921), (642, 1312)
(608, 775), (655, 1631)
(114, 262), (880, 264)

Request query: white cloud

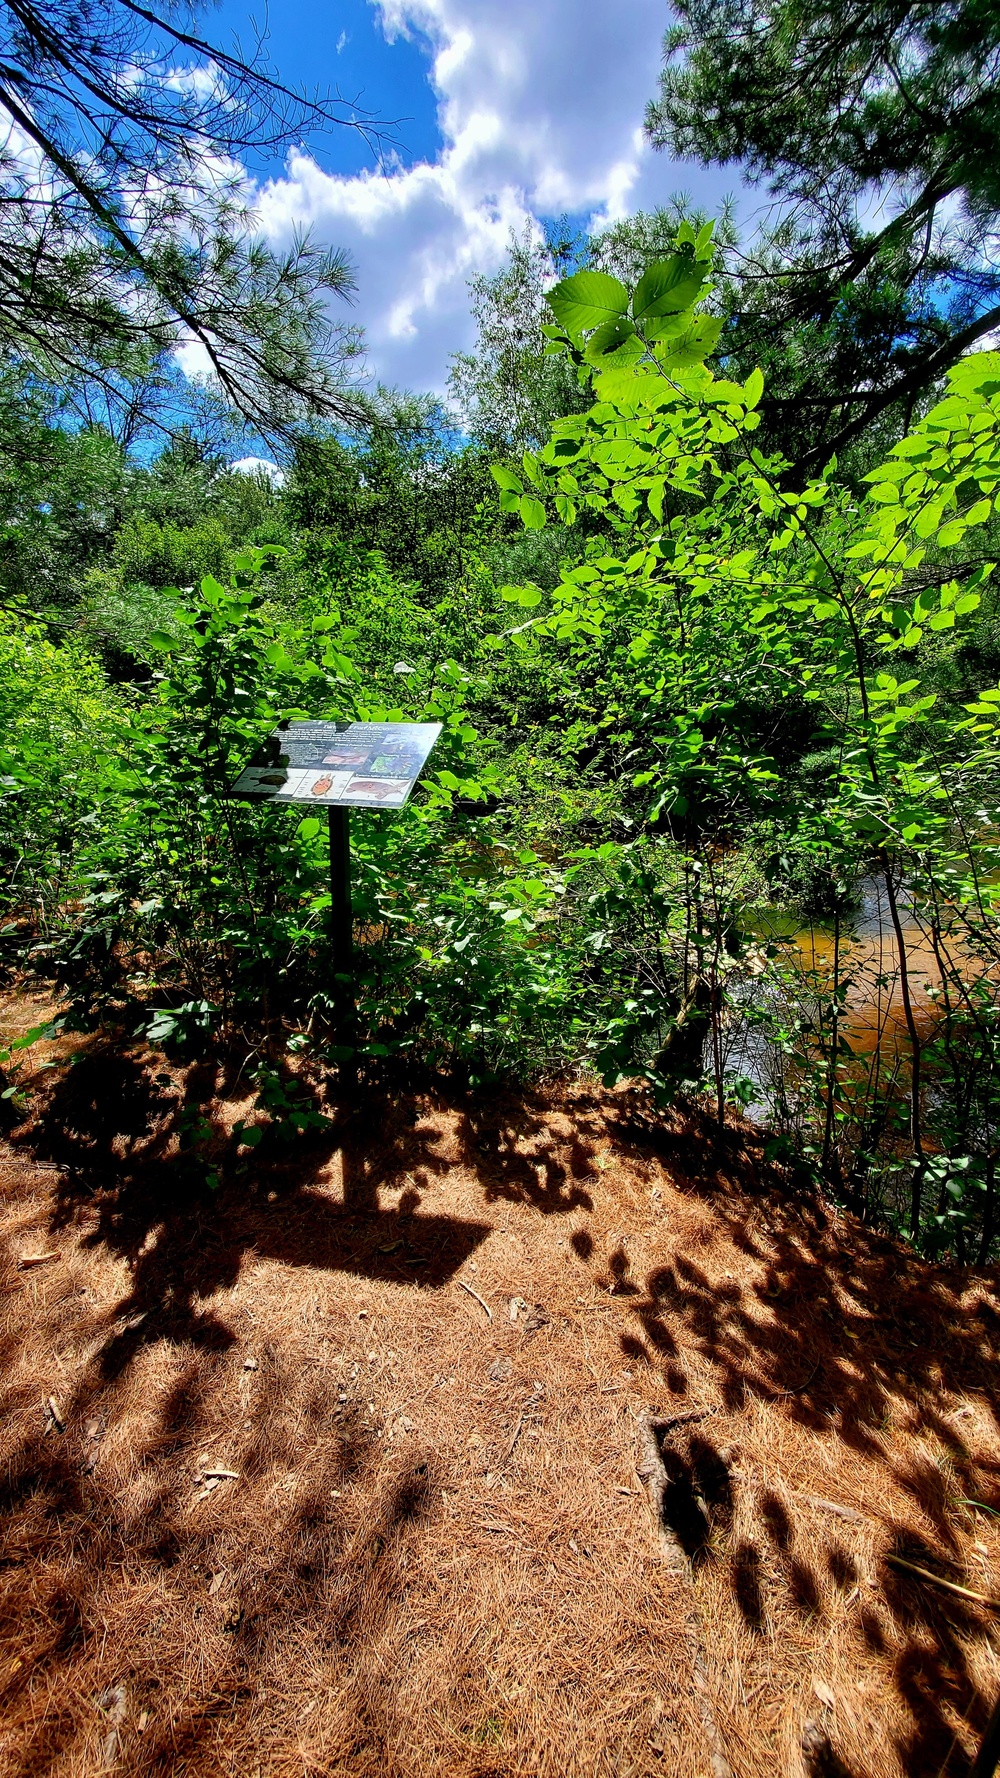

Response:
(230, 455), (287, 485)
(250, 0), (732, 394)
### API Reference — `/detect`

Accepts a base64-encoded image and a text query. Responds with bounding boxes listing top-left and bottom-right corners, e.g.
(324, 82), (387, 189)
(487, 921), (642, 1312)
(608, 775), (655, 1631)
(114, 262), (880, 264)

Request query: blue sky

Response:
(184, 2), (736, 403)
(210, 0), (442, 175)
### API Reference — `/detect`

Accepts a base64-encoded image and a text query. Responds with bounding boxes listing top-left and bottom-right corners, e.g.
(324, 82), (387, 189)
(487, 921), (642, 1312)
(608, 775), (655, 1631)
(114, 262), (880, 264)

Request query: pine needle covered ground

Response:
(3, 992), (1000, 1778)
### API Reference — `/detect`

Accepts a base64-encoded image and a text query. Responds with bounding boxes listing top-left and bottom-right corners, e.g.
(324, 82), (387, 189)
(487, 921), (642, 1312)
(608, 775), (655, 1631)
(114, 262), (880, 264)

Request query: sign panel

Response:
(229, 720), (443, 810)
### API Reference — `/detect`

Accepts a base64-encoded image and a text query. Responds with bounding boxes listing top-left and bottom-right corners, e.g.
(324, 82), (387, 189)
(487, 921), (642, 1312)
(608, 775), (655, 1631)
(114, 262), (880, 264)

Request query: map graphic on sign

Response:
(229, 720), (443, 810)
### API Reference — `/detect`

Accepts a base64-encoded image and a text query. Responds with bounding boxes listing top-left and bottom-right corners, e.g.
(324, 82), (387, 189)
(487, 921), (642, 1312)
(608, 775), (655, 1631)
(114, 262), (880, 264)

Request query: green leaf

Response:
(914, 502), (945, 538)
(491, 465), (523, 494)
(148, 630), (177, 651)
(580, 320), (633, 364)
(743, 367), (764, 410)
(654, 316), (723, 367)
(10, 1020), (61, 1052)
(632, 256), (708, 321)
(546, 270), (629, 334)
(500, 584), (541, 607)
(518, 495), (547, 530)
(298, 816), (322, 840)
(593, 364), (672, 405)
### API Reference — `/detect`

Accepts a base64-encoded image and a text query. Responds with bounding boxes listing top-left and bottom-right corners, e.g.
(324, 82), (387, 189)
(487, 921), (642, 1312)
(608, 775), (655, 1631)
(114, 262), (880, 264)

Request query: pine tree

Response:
(0, 0), (379, 434)
(646, 0), (1000, 471)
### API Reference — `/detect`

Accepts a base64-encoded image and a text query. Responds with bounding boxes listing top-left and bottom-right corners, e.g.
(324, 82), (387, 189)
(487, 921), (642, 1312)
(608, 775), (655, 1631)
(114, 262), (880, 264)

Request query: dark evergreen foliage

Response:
(646, 0), (1000, 471)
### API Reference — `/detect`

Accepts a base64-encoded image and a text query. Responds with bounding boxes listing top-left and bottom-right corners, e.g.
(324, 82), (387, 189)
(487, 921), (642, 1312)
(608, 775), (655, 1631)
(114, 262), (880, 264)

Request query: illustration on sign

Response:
(228, 720), (443, 810)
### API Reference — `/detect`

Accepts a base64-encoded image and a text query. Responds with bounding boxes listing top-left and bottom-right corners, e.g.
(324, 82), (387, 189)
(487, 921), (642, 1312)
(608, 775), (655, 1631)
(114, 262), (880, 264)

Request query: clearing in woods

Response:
(2, 995), (1000, 1778)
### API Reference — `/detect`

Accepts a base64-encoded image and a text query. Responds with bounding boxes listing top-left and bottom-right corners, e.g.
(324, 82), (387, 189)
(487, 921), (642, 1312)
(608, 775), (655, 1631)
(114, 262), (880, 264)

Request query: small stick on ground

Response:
(771, 1362), (820, 1399)
(457, 1278), (492, 1322)
(797, 1492), (866, 1524)
(18, 1252), (58, 1269)
(886, 1554), (1000, 1610)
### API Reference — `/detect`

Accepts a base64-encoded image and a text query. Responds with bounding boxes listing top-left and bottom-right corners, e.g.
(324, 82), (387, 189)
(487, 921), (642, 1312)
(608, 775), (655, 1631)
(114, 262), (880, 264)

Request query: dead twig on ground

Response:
(456, 1278), (492, 1322)
(771, 1362), (821, 1398)
(797, 1492), (867, 1524)
(885, 1555), (1000, 1610)
(43, 1395), (65, 1433)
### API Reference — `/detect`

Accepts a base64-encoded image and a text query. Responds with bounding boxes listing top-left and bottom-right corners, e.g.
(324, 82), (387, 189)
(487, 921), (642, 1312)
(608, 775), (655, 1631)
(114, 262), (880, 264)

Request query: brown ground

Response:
(3, 993), (1000, 1778)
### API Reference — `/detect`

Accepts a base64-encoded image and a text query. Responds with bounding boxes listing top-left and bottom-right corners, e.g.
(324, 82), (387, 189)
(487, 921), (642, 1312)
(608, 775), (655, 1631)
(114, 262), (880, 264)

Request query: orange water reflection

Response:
(755, 878), (990, 1056)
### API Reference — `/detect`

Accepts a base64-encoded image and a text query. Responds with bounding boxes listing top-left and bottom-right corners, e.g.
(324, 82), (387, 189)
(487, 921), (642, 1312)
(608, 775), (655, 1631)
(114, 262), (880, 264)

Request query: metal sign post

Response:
(228, 718), (443, 1089)
(327, 805), (353, 981)
(327, 804), (356, 1083)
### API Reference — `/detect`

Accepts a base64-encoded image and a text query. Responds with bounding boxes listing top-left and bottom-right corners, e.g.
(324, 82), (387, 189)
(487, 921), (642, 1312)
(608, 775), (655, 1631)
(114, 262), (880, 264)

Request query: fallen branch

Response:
(457, 1279), (492, 1322)
(654, 1407), (718, 1435)
(886, 1554), (1000, 1610)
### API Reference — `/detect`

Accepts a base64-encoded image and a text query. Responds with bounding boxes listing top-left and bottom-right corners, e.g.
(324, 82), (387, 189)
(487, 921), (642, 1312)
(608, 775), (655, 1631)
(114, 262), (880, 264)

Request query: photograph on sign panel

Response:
(367, 758), (418, 781)
(302, 770), (354, 799)
(321, 746), (371, 769)
(340, 778), (411, 804)
(230, 764), (290, 797)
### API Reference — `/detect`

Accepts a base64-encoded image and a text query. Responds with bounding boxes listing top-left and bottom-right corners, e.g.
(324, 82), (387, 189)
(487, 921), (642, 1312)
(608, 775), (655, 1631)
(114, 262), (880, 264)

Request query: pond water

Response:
(749, 875), (978, 1056)
(720, 876), (997, 1121)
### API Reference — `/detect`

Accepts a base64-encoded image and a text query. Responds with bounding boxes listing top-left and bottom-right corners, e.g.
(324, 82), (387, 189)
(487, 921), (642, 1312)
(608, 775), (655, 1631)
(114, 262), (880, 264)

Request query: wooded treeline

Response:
(3, 0), (1000, 1261)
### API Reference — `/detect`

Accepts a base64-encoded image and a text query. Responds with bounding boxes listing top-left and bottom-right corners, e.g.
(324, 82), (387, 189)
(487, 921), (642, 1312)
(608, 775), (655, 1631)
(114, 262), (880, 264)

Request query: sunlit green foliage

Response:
(6, 215), (1000, 1260)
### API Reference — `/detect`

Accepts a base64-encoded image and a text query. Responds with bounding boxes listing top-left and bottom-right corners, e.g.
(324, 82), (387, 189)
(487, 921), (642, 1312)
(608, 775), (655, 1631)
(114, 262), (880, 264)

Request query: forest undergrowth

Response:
(6, 231), (1000, 1265)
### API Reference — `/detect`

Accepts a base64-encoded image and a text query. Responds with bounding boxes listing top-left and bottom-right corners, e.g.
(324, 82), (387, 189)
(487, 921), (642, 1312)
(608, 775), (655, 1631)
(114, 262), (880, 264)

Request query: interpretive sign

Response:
(229, 719), (443, 810)
(227, 718), (443, 1090)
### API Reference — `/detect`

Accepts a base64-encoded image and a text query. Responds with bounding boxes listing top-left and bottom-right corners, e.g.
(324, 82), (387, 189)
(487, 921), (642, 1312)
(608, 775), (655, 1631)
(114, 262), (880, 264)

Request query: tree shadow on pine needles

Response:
(0, 1040), (504, 1777)
(11, 1042), (491, 1379)
(606, 1096), (1000, 1778)
(0, 1365), (443, 1778)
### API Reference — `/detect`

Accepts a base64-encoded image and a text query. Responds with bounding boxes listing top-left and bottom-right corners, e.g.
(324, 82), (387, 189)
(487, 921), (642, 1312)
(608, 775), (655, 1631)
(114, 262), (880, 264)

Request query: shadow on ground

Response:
(601, 1099), (1000, 1778)
(8, 1042), (604, 1378)
(5, 1057), (1000, 1774)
